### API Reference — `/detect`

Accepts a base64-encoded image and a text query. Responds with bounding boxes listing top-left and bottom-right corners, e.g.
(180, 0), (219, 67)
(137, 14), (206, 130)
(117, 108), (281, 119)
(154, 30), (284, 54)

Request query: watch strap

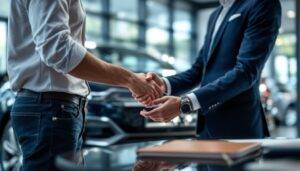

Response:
(180, 96), (194, 114)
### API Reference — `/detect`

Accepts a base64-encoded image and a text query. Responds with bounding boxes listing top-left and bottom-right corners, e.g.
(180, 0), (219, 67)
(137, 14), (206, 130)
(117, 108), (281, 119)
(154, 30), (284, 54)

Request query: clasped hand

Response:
(130, 73), (181, 123)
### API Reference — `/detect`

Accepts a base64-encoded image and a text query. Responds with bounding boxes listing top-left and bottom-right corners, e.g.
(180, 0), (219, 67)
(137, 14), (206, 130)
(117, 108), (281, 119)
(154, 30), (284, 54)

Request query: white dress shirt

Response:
(164, 0), (235, 111)
(7, 0), (89, 96)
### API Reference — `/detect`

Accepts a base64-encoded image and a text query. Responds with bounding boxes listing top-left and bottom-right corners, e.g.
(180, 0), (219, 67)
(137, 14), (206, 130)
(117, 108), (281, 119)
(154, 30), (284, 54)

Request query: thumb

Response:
(152, 96), (169, 105)
(147, 73), (163, 86)
(145, 72), (154, 81)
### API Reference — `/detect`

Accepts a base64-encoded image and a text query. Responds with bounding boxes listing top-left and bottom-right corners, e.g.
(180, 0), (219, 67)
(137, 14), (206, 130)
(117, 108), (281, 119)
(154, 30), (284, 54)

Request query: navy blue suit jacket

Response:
(167, 0), (282, 139)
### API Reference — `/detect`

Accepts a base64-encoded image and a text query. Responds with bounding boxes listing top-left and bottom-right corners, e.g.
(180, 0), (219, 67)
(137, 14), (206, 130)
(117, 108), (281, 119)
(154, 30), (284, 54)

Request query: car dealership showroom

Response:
(1, 0), (300, 170)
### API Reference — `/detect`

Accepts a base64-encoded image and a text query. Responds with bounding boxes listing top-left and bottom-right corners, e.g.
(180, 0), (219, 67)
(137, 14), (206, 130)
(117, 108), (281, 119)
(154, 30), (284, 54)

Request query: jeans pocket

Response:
(51, 103), (83, 153)
(11, 113), (41, 159)
(52, 102), (82, 137)
(52, 102), (80, 121)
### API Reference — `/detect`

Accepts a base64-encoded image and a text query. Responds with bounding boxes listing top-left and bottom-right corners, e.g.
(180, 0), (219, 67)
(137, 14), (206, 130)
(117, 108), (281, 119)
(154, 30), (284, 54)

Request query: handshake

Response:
(127, 73), (181, 123)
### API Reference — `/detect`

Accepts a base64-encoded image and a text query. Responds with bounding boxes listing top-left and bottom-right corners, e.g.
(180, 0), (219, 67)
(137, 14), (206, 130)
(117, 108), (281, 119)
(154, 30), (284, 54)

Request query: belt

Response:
(18, 89), (87, 107)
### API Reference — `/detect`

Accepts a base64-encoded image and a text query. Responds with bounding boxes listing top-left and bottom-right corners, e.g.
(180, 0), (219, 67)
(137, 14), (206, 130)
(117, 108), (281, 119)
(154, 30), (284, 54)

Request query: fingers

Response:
(147, 113), (175, 123)
(149, 87), (156, 100)
(135, 95), (167, 107)
(145, 72), (155, 81)
(152, 85), (159, 99)
(140, 109), (174, 123)
(140, 105), (164, 117)
(145, 73), (165, 98)
(135, 95), (149, 102)
(136, 97), (152, 106)
(131, 73), (164, 105)
(151, 82), (163, 99)
(146, 73), (163, 86)
(138, 95), (180, 123)
(134, 85), (163, 106)
(152, 96), (169, 105)
(139, 96), (180, 122)
(153, 81), (163, 97)
(131, 89), (152, 106)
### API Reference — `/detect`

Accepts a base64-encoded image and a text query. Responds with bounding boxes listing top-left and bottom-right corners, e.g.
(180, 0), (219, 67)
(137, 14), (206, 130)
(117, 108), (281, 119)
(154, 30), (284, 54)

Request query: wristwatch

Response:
(180, 96), (194, 114)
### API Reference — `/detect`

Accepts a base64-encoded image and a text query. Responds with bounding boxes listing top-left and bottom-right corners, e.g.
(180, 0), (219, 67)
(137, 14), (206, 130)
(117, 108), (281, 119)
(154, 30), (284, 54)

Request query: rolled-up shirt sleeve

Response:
(27, 0), (86, 74)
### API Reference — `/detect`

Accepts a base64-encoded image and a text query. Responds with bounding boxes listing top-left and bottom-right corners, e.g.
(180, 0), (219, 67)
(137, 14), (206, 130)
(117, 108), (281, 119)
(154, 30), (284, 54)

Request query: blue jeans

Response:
(11, 92), (85, 171)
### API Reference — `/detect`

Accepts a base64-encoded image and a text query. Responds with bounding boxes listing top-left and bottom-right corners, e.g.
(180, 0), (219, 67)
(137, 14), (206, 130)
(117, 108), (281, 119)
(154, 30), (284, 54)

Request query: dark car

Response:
(0, 45), (197, 171)
(261, 78), (297, 127)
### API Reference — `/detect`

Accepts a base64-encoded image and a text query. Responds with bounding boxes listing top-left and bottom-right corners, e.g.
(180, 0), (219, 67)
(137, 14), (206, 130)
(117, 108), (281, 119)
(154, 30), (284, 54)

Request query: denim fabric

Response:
(11, 93), (85, 171)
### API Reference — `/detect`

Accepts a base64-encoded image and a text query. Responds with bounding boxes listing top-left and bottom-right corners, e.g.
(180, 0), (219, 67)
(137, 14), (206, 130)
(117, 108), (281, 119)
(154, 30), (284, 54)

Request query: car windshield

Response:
(93, 47), (174, 74)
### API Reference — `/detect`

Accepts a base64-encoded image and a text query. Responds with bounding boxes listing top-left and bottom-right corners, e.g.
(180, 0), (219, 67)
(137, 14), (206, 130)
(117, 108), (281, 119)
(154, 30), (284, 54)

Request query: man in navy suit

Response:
(136, 0), (282, 139)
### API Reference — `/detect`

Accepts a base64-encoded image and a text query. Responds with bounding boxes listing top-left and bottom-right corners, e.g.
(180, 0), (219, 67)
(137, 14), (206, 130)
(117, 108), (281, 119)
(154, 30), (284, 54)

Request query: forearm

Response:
(166, 69), (202, 96)
(69, 51), (135, 88)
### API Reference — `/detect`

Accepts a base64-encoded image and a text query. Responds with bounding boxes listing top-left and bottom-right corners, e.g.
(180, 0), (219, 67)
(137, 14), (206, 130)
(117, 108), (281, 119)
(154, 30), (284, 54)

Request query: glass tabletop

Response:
(55, 140), (300, 171)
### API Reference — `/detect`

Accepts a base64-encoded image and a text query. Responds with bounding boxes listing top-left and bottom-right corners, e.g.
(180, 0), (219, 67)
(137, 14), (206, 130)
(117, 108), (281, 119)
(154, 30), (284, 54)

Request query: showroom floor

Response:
(271, 126), (297, 139)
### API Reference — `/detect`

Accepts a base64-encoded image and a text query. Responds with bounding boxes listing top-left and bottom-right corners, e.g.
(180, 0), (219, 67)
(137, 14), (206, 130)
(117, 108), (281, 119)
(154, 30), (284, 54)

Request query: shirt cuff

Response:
(162, 78), (172, 96)
(65, 41), (87, 74)
(187, 93), (201, 111)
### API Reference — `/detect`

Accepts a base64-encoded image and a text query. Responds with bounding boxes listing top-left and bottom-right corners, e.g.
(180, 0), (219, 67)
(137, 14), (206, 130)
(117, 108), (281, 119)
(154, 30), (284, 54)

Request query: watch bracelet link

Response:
(180, 96), (194, 114)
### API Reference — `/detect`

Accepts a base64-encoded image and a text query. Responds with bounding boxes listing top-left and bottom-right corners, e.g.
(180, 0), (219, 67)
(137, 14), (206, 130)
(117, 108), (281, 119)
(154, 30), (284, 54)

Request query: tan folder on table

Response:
(137, 140), (262, 165)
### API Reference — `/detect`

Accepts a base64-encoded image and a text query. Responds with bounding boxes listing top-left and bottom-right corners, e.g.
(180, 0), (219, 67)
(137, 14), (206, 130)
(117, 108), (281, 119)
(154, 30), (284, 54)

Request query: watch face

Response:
(181, 103), (191, 114)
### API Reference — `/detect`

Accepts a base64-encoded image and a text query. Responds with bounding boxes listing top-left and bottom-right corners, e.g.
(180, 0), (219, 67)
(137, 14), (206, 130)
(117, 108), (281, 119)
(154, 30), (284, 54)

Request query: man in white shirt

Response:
(8, 0), (161, 170)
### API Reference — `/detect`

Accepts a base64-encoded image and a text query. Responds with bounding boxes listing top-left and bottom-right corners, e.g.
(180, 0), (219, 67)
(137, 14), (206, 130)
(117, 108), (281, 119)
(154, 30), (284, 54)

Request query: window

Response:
(144, 58), (161, 72)
(82, 0), (102, 12)
(111, 0), (138, 21)
(147, 0), (169, 28)
(120, 54), (164, 73)
(275, 55), (290, 84)
(174, 32), (191, 70)
(173, 9), (192, 32)
(0, 22), (7, 73)
(95, 47), (167, 74)
(272, 0), (296, 92)
(146, 0), (170, 54)
(173, 4), (193, 70)
(86, 14), (102, 41)
(0, 0), (9, 17)
(120, 55), (139, 71)
(0, 0), (197, 75)
(273, 34), (297, 91)
(146, 26), (169, 54)
(270, 0), (297, 129)
(82, 0), (195, 63)
(111, 20), (138, 43)
(110, 0), (138, 47)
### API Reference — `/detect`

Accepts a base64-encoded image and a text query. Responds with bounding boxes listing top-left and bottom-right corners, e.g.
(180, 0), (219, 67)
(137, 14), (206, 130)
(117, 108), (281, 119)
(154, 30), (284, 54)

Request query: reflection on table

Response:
(56, 139), (300, 171)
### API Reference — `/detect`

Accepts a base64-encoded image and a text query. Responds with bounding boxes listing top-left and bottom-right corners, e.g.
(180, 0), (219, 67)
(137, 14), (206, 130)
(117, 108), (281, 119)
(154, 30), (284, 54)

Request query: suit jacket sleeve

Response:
(165, 50), (205, 96)
(193, 0), (282, 114)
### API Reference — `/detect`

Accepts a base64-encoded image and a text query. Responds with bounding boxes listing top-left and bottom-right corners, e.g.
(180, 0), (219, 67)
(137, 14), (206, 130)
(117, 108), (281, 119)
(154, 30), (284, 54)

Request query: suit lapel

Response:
(207, 0), (242, 63)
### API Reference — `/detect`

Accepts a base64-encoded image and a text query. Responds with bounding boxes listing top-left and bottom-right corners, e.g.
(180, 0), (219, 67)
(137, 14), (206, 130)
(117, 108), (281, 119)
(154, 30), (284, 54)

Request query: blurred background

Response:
(0, 0), (299, 170)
